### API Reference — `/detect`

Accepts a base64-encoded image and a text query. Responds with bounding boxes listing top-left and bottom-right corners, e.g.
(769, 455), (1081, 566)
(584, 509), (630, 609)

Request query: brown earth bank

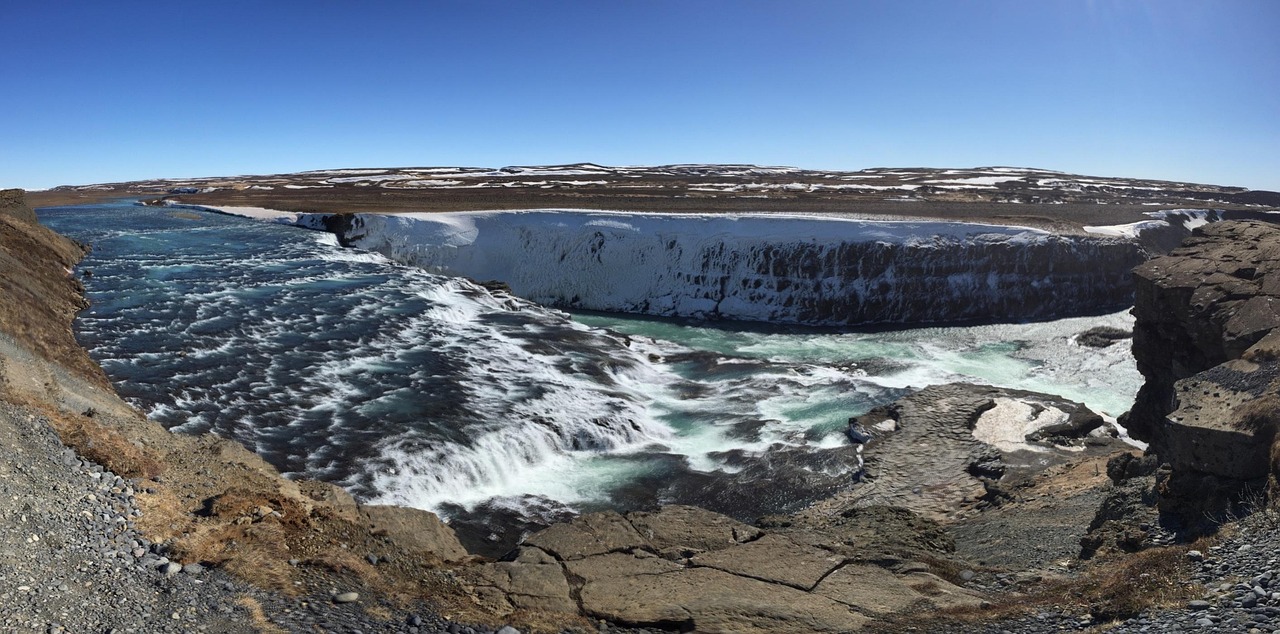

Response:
(39, 163), (1280, 234)
(7, 184), (1280, 632)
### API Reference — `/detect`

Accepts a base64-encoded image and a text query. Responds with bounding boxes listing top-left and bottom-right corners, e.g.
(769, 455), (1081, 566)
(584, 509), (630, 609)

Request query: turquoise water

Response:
(574, 310), (1141, 420)
(39, 200), (1141, 552)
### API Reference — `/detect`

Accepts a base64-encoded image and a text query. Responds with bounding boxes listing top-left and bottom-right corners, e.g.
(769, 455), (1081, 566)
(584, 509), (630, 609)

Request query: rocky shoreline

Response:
(7, 186), (1280, 632)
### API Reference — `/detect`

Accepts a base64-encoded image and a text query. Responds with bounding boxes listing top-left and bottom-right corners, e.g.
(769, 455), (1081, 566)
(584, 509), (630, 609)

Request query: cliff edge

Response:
(0, 195), (503, 633)
(1, 188), (39, 224)
(1122, 220), (1280, 526)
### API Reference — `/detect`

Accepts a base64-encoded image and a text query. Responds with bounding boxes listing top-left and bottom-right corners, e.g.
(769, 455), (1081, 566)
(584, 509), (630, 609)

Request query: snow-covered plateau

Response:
(176, 205), (1226, 326)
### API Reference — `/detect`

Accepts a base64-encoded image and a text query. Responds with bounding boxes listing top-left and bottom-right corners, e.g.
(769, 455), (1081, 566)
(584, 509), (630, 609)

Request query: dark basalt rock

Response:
(1125, 220), (1280, 442)
(1076, 325), (1133, 348)
(1118, 220), (1280, 534)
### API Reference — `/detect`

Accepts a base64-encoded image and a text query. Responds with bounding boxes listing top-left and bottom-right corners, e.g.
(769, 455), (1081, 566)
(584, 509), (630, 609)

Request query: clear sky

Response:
(2, 0), (1277, 190)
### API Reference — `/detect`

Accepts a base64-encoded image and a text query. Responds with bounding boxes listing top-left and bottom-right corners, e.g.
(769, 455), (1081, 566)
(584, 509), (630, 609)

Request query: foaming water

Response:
(41, 201), (1141, 542)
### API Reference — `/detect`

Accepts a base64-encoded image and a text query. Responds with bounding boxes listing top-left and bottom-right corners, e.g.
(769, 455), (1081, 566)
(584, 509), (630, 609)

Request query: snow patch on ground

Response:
(166, 202), (301, 223)
(972, 398), (1071, 453)
(1082, 208), (1218, 238)
(923, 176), (1026, 186)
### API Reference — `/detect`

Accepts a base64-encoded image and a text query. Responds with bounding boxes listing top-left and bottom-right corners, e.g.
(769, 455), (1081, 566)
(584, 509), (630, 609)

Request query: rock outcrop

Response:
(301, 210), (1151, 327)
(465, 504), (983, 633)
(803, 383), (1122, 522)
(1122, 220), (1280, 528)
(0, 188), (38, 224)
(466, 383), (1130, 630)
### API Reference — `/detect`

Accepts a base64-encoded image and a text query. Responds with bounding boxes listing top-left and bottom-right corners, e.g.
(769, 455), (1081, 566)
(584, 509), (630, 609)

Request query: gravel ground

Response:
(0, 401), (543, 634)
(932, 511), (1280, 634)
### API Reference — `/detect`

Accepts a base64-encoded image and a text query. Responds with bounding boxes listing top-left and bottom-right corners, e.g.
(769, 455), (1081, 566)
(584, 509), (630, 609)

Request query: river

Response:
(39, 200), (1141, 551)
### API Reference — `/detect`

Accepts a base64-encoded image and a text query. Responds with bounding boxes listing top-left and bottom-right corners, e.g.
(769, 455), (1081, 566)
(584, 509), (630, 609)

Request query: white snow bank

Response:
(1082, 208), (1218, 239)
(972, 398), (1073, 453)
(922, 176), (1025, 186)
(354, 209), (1050, 249)
(182, 204), (1142, 326)
(165, 202), (301, 223)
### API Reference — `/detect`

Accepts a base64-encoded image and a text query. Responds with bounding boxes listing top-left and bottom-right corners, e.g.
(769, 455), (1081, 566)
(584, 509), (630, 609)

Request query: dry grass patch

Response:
(1237, 394), (1280, 436)
(1078, 542), (1205, 621)
(40, 406), (164, 478)
(881, 541), (1208, 632)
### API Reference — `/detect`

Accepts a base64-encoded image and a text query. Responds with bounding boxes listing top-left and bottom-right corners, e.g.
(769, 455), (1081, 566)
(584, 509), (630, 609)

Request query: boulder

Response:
(689, 533), (844, 590)
(522, 510), (646, 560)
(626, 504), (762, 555)
(360, 505), (469, 562)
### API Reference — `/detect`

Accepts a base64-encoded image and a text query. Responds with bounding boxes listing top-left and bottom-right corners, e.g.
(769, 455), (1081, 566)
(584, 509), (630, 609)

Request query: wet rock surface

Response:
(1076, 325), (1133, 348)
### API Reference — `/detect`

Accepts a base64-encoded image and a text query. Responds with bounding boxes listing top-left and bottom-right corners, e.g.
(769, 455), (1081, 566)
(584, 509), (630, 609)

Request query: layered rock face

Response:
(1123, 221), (1280, 524)
(313, 211), (1149, 327)
(0, 188), (38, 224)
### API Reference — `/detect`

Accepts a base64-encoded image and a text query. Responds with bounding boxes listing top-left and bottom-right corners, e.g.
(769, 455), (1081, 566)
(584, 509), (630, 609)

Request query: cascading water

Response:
(321, 210), (1147, 325)
(42, 201), (1143, 555)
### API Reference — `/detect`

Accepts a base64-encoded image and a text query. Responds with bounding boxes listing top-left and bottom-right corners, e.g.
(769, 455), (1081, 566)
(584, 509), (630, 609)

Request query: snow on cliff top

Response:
(351, 208), (1053, 247)
(198, 204), (1056, 245)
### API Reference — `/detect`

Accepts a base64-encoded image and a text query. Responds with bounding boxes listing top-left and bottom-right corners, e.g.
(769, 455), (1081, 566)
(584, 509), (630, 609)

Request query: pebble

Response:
(0, 403), (529, 634)
(333, 592), (360, 603)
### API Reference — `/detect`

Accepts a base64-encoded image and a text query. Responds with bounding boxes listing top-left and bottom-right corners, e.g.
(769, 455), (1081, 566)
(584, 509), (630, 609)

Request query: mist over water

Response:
(40, 201), (1141, 538)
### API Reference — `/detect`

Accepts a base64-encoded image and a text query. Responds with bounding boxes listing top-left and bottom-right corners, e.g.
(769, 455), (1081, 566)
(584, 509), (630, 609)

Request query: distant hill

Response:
(41, 164), (1280, 230)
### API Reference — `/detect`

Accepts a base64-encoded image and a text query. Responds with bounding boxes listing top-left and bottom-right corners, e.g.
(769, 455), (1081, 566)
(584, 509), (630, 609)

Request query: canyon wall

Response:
(1121, 220), (1280, 525)
(301, 210), (1151, 327)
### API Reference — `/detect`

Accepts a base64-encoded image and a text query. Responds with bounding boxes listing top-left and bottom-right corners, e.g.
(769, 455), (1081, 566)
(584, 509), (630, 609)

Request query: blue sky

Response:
(2, 0), (1277, 190)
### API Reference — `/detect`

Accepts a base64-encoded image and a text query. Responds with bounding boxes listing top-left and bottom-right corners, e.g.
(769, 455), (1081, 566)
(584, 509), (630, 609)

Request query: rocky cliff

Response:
(1122, 220), (1280, 526)
(0, 195), (496, 632)
(298, 210), (1151, 327)
(0, 188), (38, 224)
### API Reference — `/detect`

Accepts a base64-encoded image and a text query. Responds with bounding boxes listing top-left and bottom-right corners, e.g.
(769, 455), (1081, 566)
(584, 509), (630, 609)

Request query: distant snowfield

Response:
(197, 205), (299, 221)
